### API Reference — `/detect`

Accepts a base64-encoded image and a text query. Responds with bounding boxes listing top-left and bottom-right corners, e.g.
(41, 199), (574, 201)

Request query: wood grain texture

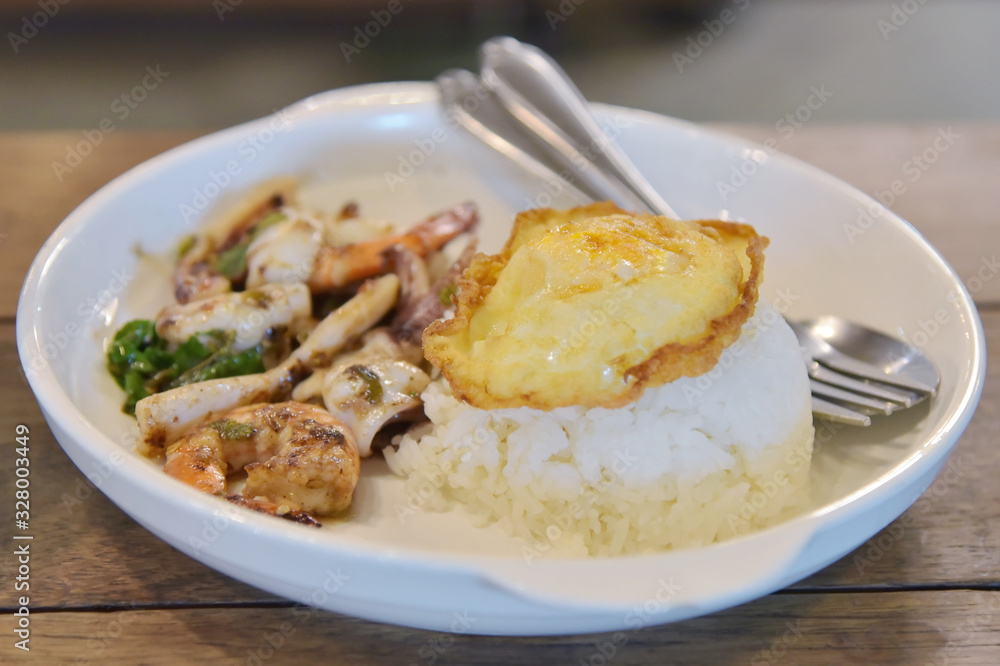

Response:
(1, 311), (997, 609)
(4, 590), (1000, 665)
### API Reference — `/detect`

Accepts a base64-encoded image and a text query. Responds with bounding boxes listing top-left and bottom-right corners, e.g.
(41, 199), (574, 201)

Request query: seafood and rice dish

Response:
(109, 180), (814, 554)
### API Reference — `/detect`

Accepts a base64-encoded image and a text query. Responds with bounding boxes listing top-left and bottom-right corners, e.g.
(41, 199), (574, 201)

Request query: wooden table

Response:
(1, 126), (998, 664)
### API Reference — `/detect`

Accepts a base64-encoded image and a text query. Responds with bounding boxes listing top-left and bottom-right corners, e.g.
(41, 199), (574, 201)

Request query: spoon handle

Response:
(436, 69), (592, 205)
(437, 68), (648, 209)
(479, 36), (680, 219)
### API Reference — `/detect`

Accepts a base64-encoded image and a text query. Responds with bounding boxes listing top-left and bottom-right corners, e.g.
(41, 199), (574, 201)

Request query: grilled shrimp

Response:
(156, 282), (311, 351)
(135, 274), (400, 454)
(163, 401), (359, 524)
(307, 202), (478, 292)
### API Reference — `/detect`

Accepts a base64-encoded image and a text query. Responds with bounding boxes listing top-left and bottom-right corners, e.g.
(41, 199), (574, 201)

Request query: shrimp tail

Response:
(226, 495), (322, 527)
(308, 202), (478, 291)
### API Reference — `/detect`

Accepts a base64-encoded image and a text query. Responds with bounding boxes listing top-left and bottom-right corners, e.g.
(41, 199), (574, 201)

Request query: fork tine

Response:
(808, 363), (919, 407)
(809, 380), (898, 414)
(815, 351), (938, 395)
(811, 396), (871, 426)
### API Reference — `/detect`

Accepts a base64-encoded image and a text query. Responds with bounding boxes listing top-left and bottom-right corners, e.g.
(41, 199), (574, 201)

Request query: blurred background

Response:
(1, 0), (998, 130)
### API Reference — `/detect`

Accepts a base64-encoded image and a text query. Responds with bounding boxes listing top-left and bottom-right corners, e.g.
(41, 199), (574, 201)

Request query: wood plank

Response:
(717, 123), (1000, 304)
(3, 590), (1000, 664)
(2, 311), (998, 608)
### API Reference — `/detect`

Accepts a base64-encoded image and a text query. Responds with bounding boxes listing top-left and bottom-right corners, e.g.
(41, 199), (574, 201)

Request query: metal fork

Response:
(789, 318), (938, 426)
(437, 36), (941, 426)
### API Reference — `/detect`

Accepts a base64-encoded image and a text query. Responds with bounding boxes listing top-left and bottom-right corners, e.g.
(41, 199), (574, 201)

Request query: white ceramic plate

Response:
(18, 82), (986, 636)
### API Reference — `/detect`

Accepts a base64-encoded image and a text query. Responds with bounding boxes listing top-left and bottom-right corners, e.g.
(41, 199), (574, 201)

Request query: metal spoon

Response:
(479, 36), (679, 218)
(437, 68), (642, 209)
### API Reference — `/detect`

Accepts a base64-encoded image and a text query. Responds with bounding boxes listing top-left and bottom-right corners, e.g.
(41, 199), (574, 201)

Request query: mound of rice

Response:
(385, 299), (814, 557)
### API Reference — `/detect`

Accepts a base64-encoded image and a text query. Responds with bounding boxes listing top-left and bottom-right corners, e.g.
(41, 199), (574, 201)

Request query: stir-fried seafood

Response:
(163, 401), (359, 525)
(174, 177), (298, 303)
(287, 244), (479, 457)
(135, 273), (401, 454)
(307, 202), (478, 292)
(115, 183), (479, 525)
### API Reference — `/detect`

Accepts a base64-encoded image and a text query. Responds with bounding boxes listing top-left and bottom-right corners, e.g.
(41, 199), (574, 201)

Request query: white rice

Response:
(385, 299), (814, 557)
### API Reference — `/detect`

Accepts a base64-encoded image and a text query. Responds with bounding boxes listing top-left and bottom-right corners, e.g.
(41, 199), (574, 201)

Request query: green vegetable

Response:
(209, 419), (255, 440)
(213, 244), (248, 279)
(348, 365), (383, 404)
(248, 212), (287, 241)
(439, 284), (456, 306)
(107, 321), (265, 415)
(209, 212), (286, 280)
(176, 234), (197, 259)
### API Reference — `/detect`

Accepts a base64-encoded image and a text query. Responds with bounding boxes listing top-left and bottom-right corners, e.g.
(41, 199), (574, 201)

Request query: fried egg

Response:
(423, 203), (767, 410)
